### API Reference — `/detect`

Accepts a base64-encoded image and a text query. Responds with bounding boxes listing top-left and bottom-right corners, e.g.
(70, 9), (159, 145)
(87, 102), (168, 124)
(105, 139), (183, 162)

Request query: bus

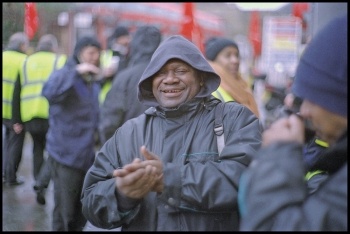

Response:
(57, 3), (226, 54)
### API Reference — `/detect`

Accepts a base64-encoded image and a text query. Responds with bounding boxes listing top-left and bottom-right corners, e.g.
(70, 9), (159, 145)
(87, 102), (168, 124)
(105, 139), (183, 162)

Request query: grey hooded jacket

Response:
(98, 25), (162, 145)
(81, 35), (262, 231)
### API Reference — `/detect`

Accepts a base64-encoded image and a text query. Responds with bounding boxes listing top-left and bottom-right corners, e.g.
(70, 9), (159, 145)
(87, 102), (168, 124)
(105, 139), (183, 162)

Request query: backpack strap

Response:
(214, 102), (225, 156)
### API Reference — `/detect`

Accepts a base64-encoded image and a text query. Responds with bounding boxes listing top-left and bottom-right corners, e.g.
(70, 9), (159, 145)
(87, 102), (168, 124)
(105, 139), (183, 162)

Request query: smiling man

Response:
(81, 35), (262, 231)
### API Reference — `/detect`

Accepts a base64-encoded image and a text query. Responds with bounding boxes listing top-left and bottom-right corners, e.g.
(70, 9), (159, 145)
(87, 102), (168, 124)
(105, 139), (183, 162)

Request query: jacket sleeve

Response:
(81, 134), (142, 229)
(42, 65), (79, 104)
(238, 142), (348, 231)
(12, 74), (22, 124)
(98, 72), (127, 145)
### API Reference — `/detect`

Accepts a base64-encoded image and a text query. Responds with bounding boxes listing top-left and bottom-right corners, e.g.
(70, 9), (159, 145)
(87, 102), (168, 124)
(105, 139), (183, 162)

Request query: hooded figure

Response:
(42, 36), (102, 231)
(81, 35), (262, 231)
(98, 25), (162, 145)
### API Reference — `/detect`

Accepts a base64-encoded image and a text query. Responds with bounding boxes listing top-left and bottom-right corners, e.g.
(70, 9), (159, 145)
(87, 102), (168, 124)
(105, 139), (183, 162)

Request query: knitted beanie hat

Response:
(112, 26), (129, 39)
(205, 37), (239, 61)
(292, 14), (347, 117)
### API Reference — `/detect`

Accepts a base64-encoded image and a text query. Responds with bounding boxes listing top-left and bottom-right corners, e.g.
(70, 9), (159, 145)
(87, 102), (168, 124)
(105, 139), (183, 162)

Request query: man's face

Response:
(152, 59), (202, 108)
(79, 46), (101, 67)
(300, 99), (347, 145)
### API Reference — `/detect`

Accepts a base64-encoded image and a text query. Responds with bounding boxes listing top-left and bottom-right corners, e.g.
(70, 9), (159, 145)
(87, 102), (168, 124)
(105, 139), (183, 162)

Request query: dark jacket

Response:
(81, 35), (262, 231)
(238, 131), (347, 231)
(98, 26), (162, 144)
(42, 36), (101, 171)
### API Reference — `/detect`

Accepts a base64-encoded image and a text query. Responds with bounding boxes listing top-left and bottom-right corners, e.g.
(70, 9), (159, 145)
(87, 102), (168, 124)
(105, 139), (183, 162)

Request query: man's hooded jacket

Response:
(81, 35), (262, 231)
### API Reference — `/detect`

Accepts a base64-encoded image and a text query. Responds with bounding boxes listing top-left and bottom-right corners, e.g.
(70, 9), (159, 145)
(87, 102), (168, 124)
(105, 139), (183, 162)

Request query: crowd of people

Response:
(2, 13), (347, 231)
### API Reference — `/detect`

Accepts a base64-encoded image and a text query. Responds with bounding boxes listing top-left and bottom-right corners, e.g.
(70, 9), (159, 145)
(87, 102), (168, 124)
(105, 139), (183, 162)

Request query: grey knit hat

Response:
(204, 37), (239, 61)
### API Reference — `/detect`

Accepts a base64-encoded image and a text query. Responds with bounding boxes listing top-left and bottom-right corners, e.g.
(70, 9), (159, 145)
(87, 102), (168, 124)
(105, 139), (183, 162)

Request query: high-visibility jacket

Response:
(2, 50), (27, 120)
(19, 51), (66, 122)
(212, 86), (235, 102)
(99, 49), (114, 105)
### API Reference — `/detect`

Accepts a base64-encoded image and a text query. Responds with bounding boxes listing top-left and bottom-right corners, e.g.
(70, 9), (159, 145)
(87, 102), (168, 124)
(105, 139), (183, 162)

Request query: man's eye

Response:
(175, 70), (187, 75)
(157, 71), (167, 76)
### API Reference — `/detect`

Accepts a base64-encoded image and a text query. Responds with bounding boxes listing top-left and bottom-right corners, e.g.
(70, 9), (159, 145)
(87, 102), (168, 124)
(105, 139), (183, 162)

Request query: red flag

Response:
(24, 2), (39, 40)
(248, 10), (262, 59)
(180, 2), (204, 52)
(292, 3), (309, 30)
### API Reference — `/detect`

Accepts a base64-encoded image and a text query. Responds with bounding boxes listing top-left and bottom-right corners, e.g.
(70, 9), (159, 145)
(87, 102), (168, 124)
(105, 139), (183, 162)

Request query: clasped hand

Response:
(113, 146), (164, 199)
(262, 114), (305, 147)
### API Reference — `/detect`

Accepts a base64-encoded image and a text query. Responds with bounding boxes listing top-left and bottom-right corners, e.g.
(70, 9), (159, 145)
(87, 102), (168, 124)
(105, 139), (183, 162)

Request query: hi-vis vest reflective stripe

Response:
(3, 51), (27, 119)
(20, 52), (66, 122)
(212, 86), (235, 102)
(99, 49), (114, 105)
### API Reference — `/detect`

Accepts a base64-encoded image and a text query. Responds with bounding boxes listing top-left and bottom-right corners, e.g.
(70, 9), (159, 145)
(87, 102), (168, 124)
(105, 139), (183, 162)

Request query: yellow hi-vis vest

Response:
(2, 50), (27, 120)
(212, 86), (235, 102)
(19, 51), (66, 122)
(99, 49), (115, 105)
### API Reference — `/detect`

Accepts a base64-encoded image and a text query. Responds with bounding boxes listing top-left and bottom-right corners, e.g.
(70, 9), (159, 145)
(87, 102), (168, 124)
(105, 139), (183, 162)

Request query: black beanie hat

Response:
(112, 26), (129, 39)
(73, 36), (102, 63)
(205, 37), (239, 61)
(292, 14), (347, 117)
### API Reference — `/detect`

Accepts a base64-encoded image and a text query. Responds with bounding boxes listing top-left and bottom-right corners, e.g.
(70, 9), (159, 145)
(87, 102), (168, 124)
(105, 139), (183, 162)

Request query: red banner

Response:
(248, 10), (262, 59)
(180, 2), (204, 53)
(24, 2), (39, 40)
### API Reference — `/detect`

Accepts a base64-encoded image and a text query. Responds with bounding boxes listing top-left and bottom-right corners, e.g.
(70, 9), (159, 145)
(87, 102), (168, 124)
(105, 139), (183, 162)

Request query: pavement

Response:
(2, 131), (120, 231)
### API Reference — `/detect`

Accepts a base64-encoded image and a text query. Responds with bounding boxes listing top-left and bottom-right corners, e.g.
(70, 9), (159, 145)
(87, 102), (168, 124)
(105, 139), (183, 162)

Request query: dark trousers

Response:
(28, 130), (46, 180)
(3, 121), (25, 182)
(34, 155), (52, 189)
(51, 157), (87, 231)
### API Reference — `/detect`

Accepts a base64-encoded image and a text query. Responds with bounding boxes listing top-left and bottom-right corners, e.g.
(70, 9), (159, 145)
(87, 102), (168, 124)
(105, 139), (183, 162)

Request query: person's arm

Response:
(11, 73), (24, 134)
(81, 131), (143, 229)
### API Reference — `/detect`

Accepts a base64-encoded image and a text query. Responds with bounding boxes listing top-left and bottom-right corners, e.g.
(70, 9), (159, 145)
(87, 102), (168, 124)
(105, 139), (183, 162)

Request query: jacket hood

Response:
(138, 35), (221, 107)
(72, 36), (102, 64)
(128, 25), (162, 66)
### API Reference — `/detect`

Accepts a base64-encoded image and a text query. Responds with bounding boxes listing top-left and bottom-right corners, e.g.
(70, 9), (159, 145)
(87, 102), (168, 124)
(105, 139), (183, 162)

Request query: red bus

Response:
(58, 3), (225, 54)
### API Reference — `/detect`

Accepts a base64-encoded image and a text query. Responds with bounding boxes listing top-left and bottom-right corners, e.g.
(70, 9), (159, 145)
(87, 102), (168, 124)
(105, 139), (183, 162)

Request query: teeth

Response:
(164, 90), (180, 93)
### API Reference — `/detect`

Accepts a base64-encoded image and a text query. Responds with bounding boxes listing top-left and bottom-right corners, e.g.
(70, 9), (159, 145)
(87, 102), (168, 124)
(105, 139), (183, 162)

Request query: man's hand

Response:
(76, 62), (101, 76)
(13, 123), (23, 134)
(113, 146), (164, 198)
(262, 114), (305, 147)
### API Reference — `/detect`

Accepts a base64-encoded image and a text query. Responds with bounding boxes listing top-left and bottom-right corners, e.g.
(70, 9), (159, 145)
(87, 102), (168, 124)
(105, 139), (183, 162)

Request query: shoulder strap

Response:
(214, 102), (225, 156)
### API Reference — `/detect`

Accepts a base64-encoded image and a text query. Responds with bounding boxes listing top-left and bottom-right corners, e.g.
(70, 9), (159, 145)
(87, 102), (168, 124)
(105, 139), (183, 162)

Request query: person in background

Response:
(81, 35), (262, 231)
(98, 25), (162, 145)
(42, 36), (102, 231)
(19, 34), (67, 205)
(2, 32), (29, 186)
(99, 25), (131, 105)
(283, 92), (329, 194)
(205, 37), (259, 118)
(238, 15), (347, 231)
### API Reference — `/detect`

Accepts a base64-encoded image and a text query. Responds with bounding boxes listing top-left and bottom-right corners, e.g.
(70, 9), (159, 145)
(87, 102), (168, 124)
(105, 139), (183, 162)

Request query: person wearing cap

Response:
(238, 14), (347, 231)
(42, 36), (102, 231)
(81, 35), (262, 231)
(18, 34), (67, 205)
(205, 37), (259, 117)
(99, 25), (131, 105)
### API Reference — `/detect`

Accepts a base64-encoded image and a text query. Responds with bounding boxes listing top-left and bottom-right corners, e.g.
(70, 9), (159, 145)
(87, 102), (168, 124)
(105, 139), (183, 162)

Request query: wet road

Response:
(2, 132), (120, 231)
